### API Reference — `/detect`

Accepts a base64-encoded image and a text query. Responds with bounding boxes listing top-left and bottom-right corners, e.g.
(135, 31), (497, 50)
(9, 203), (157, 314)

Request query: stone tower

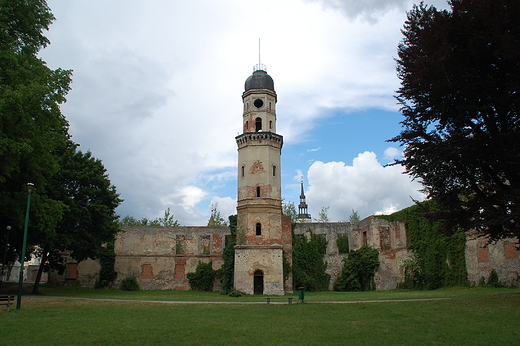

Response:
(234, 64), (289, 295)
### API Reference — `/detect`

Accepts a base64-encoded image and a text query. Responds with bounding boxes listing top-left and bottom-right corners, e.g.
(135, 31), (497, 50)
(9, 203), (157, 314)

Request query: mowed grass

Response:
(1, 285), (519, 345)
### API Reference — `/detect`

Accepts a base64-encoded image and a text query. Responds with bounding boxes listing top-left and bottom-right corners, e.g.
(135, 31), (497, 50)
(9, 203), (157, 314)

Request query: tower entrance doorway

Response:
(254, 270), (264, 295)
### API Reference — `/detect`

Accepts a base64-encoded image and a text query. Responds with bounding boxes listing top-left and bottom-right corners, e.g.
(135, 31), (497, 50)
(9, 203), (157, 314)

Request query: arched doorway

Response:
(254, 270), (264, 295)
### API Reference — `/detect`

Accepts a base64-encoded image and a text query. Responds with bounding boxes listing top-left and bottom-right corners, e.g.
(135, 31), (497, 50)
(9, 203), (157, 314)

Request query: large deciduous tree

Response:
(392, 0), (520, 240)
(31, 144), (122, 293)
(1, 1), (122, 292)
(1, 0), (71, 260)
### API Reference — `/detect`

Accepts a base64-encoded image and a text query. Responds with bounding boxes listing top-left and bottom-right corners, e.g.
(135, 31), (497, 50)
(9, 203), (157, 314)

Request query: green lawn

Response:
(1, 285), (519, 345)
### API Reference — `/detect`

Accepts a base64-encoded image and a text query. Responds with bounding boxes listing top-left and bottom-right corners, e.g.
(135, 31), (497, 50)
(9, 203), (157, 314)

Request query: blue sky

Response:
(40, 0), (449, 224)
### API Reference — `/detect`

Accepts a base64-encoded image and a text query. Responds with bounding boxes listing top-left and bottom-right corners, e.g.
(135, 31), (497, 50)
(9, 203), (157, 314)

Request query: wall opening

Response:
(256, 223), (262, 236)
(254, 270), (264, 295)
(256, 186), (261, 197)
(255, 117), (262, 132)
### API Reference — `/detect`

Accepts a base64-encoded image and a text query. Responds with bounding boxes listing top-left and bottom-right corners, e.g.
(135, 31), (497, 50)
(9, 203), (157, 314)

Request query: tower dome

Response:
(244, 65), (275, 92)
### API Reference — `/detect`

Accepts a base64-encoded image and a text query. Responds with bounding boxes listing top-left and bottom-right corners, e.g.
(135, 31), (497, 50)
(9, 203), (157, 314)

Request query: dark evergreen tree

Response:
(392, 0), (520, 241)
(292, 232), (330, 291)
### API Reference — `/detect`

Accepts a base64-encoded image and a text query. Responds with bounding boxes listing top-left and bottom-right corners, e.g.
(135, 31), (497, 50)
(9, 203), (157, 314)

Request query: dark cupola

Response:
(244, 64), (275, 92)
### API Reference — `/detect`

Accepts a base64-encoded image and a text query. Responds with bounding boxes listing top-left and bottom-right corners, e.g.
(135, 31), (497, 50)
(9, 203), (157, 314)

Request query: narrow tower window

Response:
(269, 120), (272, 130)
(256, 186), (261, 197)
(241, 165), (245, 177)
(273, 165), (276, 177)
(255, 117), (262, 132)
(256, 223), (262, 236)
(245, 121), (249, 132)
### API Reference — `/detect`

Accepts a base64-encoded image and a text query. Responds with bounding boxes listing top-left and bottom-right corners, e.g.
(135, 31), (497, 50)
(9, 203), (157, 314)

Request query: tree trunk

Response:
(31, 249), (49, 295)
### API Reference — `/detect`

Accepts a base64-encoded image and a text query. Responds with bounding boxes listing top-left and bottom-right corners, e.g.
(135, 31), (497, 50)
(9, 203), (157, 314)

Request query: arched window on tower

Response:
(269, 120), (272, 130)
(273, 165), (276, 177)
(245, 120), (248, 132)
(241, 165), (245, 177)
(256, 186), (261, 197)
(256, 223), (262, 236)
(255, 117), (262, 132)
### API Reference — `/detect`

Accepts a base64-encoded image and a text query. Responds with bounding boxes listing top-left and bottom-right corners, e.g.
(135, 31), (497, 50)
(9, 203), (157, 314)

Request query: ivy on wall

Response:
(219, 215), (237, 294)
(292, 231), (330, 291)
(379, 200), (469, 289)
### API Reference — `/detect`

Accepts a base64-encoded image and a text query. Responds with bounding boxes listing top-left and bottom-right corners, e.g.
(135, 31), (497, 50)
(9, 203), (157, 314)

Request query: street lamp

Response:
(0, 225), (11, 291)
(16, 183), (34, 310)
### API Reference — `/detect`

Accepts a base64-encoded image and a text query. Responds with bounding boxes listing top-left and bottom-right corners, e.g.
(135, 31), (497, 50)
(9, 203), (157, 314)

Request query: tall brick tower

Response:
(234, 64), (290, 295)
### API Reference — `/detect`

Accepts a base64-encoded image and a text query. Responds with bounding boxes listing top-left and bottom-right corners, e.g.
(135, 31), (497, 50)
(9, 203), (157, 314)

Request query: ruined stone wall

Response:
(51, 226), (231, 290)
(114, 226), (230, 290)
(294, 217), (409, 290)
(465, 231), (520, 287)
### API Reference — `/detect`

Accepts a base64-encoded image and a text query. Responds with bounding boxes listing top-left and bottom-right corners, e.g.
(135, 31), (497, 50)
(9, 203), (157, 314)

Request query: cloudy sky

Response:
(40, 0), (449, 225)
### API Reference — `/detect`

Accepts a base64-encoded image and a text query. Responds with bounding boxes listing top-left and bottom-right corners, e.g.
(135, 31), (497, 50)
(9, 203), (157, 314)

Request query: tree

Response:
(315, 206), (330, 223)
(32, 144), (122, 293)
(292, 231), (330, 291)
(119, 208), (179, 227)
(392, 0), (520, 240)
(208, 203), (227, 227)
(349, 209), (361, 223)
(0, 0), (72, 268)
(282, 201), (297, 225)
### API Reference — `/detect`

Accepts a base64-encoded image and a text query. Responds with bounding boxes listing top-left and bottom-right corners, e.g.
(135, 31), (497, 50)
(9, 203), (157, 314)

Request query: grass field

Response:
(1, 285), (519, 345)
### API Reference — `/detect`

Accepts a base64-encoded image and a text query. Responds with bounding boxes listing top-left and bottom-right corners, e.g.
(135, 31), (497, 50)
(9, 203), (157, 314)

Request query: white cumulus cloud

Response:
(306, 151), (424, 221)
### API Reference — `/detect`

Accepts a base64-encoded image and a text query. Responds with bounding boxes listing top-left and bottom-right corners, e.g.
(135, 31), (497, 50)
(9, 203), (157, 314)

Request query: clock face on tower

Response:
(253, 98), (264, 108)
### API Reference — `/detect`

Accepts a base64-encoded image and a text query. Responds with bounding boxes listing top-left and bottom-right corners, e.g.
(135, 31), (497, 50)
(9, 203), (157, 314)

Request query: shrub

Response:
(120, 275), (140, 291)
(334, 246), (379, 291)
(187, 261), (216, 291)
(228, 289), (244, 297)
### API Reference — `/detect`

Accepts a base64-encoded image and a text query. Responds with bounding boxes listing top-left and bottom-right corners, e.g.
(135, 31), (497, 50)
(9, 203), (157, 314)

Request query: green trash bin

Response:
(298, 287), (304, 302)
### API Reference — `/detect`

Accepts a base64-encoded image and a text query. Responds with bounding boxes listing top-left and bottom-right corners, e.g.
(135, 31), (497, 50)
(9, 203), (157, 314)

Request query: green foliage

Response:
(208, 203), (228, 227)
(392, 0), (520, 240)
(349, 209), (361, 223)
(380, 200), (469, 289)
(0, 0), (72, 262)
(337, 234), (350, 254)
(220, 215), (237, 294)
(487, 269), (501, 287)
(282, 201), (297, 226)
(119, 208), (179, 227)
(227, 289), (243, 297)
(187, 261), (216, 292)
(292, 232), (330, 291)
(313, 233), (327, 255)
(96, 243), (117, 288)
(334, 246), (379, 291)
(315, 206), (330, 222)
(120, 276), (140, 291)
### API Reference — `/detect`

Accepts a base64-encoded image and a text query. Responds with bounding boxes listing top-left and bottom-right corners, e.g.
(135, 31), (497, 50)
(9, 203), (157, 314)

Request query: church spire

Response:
(297, 181), (311, 222)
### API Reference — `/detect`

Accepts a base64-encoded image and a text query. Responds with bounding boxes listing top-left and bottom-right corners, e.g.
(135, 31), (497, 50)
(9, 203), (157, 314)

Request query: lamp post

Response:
(0, 226), (11, 291)
(16, 183), (34, 310)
